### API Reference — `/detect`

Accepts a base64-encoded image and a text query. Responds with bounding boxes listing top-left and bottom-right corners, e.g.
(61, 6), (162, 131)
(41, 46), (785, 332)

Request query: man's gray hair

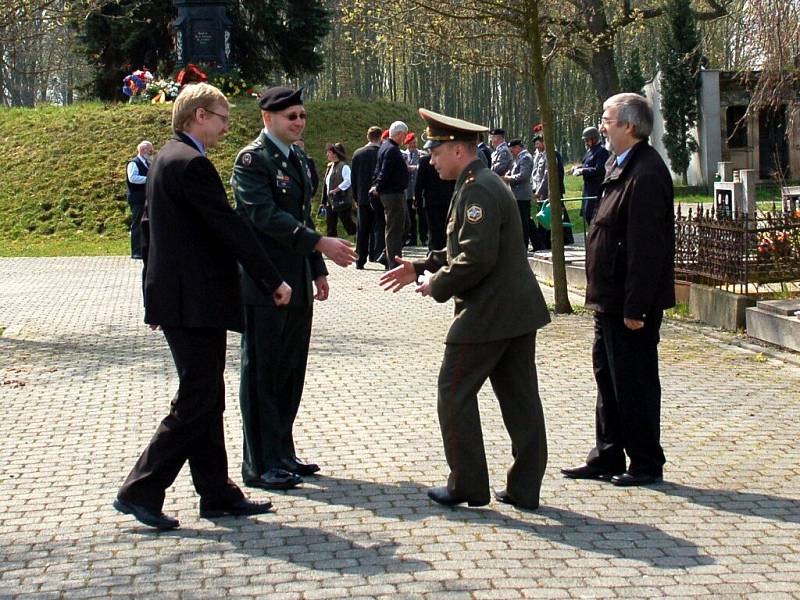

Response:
(137, 140), (153, 153)
(389, 121), (408, 137)
(603, 93), (653, 140)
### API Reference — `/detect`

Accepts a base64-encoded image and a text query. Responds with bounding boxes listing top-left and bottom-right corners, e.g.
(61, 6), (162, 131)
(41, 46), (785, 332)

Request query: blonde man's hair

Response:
(172, 83), (228, 131)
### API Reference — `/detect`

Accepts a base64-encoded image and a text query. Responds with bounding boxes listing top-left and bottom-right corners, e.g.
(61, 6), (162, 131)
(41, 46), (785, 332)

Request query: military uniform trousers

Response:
(240, 303), (313, 482)
(118, 326), (244, 511)
(438, 332), (548, 507)
(586, 312), (666, 476)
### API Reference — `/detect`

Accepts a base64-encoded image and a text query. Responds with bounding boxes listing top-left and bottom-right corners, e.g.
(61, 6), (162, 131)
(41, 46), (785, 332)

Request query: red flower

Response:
(176, 63), (208, 87)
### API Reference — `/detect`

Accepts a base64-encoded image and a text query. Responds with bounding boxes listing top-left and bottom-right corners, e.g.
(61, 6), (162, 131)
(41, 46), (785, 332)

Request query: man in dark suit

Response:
(351, 126), (384, 268)
(572, 126), (610, 225)
(232, 87), (357, 491)
(381, 108), (550, 510)
(114, 83), (291, 531)
(562, 93), (674, 487)
(414, 152), (454, 251)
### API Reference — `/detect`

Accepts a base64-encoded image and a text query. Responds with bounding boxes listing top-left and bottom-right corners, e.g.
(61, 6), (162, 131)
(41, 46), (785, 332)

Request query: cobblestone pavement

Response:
(1, 254), (799, 599)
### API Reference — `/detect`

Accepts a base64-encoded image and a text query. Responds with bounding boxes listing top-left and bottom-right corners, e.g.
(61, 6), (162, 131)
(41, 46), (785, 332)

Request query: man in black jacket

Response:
(351, 126), (384, 268)
(572, 126), (610, 225)
(114, 83), (291, 531)
(370, 120), (409, 269)
(562, 93), (674, 487)
(415, 152), (455, 250)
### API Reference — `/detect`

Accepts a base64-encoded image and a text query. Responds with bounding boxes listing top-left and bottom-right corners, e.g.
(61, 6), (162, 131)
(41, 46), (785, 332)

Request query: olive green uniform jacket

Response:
(413, 159), (550, 343)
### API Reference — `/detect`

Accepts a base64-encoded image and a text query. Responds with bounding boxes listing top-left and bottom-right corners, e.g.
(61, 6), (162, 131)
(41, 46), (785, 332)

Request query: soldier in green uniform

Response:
(380, 108), (550, 510)
(231, 87), (357, 492)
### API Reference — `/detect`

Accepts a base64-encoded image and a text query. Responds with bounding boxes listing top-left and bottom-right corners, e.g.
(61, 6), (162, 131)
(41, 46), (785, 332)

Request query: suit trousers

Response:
(437, 332), (548, 507)
(586, 312), (666, 476)
(516, 201), (531, 252)
(380, 192), (406, 269)
(426, 201), (449, 251)
(356, 200), (384, 264)
(118, 326), (244, 511)
(239, 303), (313, 482)
(128, 201), (145, 258)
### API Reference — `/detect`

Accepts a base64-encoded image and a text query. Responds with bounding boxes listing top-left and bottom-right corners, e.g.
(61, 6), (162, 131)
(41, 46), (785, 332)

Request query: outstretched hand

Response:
(316, 236), (358, 267)
(379, 257), (417, 293)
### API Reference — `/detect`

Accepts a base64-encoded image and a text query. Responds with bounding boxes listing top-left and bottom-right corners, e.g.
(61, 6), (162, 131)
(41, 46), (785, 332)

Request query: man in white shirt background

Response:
(126, 140), (154, 259)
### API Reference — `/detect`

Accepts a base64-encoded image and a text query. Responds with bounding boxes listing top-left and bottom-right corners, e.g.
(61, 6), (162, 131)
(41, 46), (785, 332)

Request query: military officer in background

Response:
(502, 138), (535, 252)
(489, 127), (512, 176)
(572, 126), (610, 225)
(380, 108), (550, 510)
(231, 86), (357, 491)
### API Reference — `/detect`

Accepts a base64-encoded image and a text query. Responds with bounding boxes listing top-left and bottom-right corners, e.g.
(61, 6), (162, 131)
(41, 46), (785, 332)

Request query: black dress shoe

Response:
(610, 472), (663, 486)
(560, 464), (624, 480)
(494, 489), (539, 510)
(427, 486), (489, 507)
(245, 468), (302, 490)
(356, 263), (365, 270)
(200, 497), (274, 518)
(374, 254), (387, 266)
(281, 457), (320, 476)
(113, 497), (179, 530)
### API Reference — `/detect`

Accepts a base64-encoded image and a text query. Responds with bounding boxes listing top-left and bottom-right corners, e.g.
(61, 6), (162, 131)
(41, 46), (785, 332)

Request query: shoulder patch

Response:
(241, 152), (253, 167)
(466, 204), (484, 224)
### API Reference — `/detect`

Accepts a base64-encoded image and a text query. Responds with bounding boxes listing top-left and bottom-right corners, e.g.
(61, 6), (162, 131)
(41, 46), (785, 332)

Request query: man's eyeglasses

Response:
(203, 108), (230, 125)
(600, 117), (618, 126)
(282, 111), (308, 121)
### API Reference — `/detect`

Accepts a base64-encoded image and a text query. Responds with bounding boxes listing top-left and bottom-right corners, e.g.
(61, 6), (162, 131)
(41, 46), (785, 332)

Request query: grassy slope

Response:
(0, 98), (424, 256)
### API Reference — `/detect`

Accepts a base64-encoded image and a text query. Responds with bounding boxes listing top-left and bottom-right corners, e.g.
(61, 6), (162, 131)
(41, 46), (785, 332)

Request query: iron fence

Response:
(674, 204), (800, 293)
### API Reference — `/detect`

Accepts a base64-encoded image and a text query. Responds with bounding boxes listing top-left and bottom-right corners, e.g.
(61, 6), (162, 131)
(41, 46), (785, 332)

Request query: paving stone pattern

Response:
(0, 255), (799, 599)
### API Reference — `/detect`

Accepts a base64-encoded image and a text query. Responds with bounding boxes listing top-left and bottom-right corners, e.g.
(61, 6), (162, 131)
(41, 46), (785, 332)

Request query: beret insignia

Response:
(241, 152), (253, 167)
(466, 204), (484, 224)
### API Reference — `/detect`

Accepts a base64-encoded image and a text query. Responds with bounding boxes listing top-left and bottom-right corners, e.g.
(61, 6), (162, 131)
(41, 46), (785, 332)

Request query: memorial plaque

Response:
(173, 0), (232, 69)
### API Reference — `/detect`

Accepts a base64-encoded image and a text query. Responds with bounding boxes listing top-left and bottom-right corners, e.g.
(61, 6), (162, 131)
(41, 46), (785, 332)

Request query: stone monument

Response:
(173, 0), (232, 70)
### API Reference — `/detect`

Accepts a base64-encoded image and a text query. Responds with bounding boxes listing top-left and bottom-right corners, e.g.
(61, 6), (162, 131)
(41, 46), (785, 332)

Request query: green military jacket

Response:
(413, 158), (550, 343)
(231, 130), (328, 307)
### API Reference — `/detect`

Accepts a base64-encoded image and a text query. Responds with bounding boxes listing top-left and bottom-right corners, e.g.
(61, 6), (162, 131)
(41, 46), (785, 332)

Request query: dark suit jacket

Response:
(231, 131), (328, 307)
(413, 159), (550, 344)
(141, 132), (283, 332)
(351, 143), (380, 206)
(415, 154), (455, 208)
(585, 141), (675, 320)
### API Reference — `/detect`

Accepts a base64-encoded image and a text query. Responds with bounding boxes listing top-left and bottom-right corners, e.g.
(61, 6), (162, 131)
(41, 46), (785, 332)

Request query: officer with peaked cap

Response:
(231, 86), (357, 492)
(380, 108), (550, 510)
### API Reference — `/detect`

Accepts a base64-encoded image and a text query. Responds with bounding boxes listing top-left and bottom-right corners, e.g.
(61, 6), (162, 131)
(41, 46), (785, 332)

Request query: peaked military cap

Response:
(508, 138), (524, 148)
(419, 108), (489, 150)
(489, 128), (505, 136)
(259, 86), (303, 111)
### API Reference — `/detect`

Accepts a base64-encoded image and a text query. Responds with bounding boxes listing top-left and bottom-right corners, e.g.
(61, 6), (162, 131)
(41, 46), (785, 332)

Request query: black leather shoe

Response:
(113, 497), (179, 530)
(356, 263), (365, 270)
(427, 486), (489, 507)
(281, 457), (320, 476)
(200, 497), (274, 518)
(560, 464), (624, 480)
(245, 468), (302, 490)
(374, 254), (387, 266)
(610, 472), (663, 486)
(494, 489), (539, 510)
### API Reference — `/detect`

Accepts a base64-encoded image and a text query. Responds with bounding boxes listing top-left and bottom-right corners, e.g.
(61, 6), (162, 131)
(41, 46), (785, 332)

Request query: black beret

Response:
(508, 138), (524, 147)
(259, 86), (303, 111)
(489, 128), (505, 136)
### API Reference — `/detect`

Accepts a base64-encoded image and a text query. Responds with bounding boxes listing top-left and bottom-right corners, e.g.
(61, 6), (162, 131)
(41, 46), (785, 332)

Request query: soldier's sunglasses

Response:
(282, 111), (308, 121)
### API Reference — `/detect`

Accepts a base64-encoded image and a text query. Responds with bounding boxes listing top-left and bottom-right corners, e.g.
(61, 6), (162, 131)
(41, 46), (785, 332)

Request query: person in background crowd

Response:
(502, 139), (534, 252)
(477, 135), (492, 167)
(294, 138), (318, 196)
(126, 140), (154, 259)
(572, 126), (610, 226)
(562, 93), (674, 487)
(351, 126), (385, 269)
(370, 121), (410, 269)
(114, 84), (290, 531)
(415, 149), (455, 251)
(403, 132), (427, 247)
(322, 142), (357, 237)
(489, 128), (512, 176)
(532, 134), (574, 246)
(231, 86), (357, 492)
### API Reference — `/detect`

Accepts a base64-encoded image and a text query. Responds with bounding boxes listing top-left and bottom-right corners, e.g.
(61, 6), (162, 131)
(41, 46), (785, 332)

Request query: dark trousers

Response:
(437, 332), (548, 507)
(517, 201), (531, 252)
(426, 201), (449, 251)
(381, 192), (406, 269)
(239, 304), (313, 482)
(118, 327), (243, 511)
(325, 206), (357, 237)
(357, 199), (385, 265)
(129, 202), (145, 258)
(586, 312), (666, 476)
(405, 198), (428, 245)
